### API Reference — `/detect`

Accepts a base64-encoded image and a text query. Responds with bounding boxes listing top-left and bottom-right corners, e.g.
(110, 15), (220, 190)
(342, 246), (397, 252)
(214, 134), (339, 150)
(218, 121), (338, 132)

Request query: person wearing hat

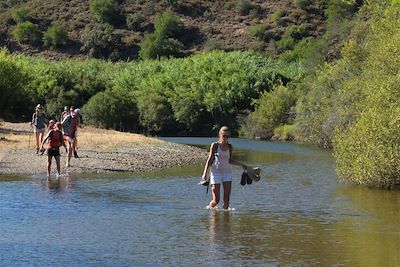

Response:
(40, 122), (67, 179)
(201, 126), (248, 210)
(30, 104), (48, 154)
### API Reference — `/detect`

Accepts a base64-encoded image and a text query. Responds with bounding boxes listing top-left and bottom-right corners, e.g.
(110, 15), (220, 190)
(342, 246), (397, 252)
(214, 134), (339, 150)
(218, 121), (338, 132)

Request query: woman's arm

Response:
(40, 132), (51, 149)
(201, 143), (216, 179)
(228, 145), (247, 170)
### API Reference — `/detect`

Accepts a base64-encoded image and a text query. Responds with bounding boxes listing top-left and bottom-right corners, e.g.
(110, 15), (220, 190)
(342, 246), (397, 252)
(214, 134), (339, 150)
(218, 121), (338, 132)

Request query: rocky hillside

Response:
(0, 0), (328, 60)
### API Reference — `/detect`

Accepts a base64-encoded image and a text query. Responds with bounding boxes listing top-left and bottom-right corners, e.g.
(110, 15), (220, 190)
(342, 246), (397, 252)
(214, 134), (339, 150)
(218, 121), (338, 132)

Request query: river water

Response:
(0, 138), (399, 266)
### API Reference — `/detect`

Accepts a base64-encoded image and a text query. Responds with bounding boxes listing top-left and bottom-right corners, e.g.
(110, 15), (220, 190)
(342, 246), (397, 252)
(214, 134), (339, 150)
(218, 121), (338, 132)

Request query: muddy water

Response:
(0, 138), (399, 266)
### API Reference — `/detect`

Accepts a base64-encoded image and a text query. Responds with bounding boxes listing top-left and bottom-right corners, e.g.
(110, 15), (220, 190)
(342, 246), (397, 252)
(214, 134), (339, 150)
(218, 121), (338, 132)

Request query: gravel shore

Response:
(0, 122), (207, 176)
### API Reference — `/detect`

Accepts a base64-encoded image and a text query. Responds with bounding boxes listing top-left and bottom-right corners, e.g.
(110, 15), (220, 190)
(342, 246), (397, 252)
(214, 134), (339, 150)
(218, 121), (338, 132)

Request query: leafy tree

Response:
(89, 0), (118, 23)
(139, 11), (184, 59)
(139, 33), (183, 59)
(0, 49), (31, 120)
(12, 21), (41, 45)
(83, 89), (138, 131)
(81, 23), (121, 59)
(11, 7), (30, 23)
(136, 91), (175, 134)
(126, 13), (145, 31)
(43, 25), (68, 48)
(242, 85), (297, 139)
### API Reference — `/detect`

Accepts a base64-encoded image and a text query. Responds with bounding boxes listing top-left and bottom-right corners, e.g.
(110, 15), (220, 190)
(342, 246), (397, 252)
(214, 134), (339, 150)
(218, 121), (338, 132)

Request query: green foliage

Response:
(295, 0), (312, 10)
(11, 6), (30, 23)
(83, 89), (138, 131)
(273, 124), (296, 141)
(12, 21), (41, 45)
(241, 84), (298, 139)
(1, 48), (301, 134)
(126, 12), (145, 31)
(89, 0), (118, 23)
(333, 1), (400, 188)
(43, 25), (68, 48)
(136, 91), (175, 134)
(139, 33), (183, 59)
(81, 23), (121, 59)
(276, 36), (295, 52)
(1, 0), (26, 9)
(153, 11), (183, 38)
(249, 24), (266, 39)
(271, 10), (284, 22)
(139, 11), (184, 59)
(236, 0), (254, 16)
(289, 24), (310, 40)
(0, 49), (31, 120)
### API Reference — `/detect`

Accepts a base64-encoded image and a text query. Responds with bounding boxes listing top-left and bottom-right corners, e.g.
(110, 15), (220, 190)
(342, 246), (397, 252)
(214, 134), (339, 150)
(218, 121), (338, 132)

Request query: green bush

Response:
(136, 91), (175, 134)
(236, 0), (254, 16)
(276, 36), (295, 52)
(271, 10), (284, 22)
(43, 25), (68, 48)
(333, 1), (400, 188)
(139, 11), (184, 59)
(89, 0), (118, 23)
(12, 21), (41, 45)
(153, 11), (183, 38)
(289, 24), (310, 40)
(295, 0), (312, 10)
(249, 24), (266, 39)
(83, 89), (138, 131)
(139, 33), (183, 59)
(11, 7), (30, 22)
(81, 23), (121, 59)
(0, 49), (31, 120)
(242, 85), (297, 139)
(126, 12), (145, 31)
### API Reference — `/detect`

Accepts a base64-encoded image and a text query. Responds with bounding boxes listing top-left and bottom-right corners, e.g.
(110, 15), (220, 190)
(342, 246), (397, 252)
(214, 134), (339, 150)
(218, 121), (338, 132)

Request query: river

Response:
(0, 138), (399, 266)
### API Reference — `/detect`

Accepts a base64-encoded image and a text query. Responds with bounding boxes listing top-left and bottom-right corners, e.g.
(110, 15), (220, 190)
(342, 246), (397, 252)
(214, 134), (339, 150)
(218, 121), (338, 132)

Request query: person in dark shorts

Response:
(30, 104), (48, 154)
(40, 122), (67, 179)
(61, 108), (79, 167)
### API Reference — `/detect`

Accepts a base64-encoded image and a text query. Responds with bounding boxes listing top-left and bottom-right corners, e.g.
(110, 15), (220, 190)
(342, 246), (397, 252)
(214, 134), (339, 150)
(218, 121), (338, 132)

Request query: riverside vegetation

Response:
(1, 0), (399, 188)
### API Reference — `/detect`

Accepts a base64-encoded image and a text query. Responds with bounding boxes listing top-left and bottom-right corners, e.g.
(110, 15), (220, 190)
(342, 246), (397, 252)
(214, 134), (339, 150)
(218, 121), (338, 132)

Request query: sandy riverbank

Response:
(0, 122), (207, 176)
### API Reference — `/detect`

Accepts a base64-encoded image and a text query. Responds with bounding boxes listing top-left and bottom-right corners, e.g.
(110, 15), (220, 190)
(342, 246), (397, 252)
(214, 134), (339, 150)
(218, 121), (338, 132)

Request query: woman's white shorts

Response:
(210, 172), (232, 185)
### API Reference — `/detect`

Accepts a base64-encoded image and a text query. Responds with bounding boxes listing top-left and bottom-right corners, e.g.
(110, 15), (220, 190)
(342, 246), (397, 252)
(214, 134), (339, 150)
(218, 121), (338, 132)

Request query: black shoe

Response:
(73, 150), (79, 158)
(241, 172), (248, 186)
(246, 175), (252, 184)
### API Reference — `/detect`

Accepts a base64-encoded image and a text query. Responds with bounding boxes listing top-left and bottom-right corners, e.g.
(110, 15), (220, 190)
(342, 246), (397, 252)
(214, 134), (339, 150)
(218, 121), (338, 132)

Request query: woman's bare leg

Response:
(47, 156), (52, 179)
(35, 132), (40, 152)
(55, 155), (61, 176)
(222, 181), (232, 209)
(208, 184), (221, 208)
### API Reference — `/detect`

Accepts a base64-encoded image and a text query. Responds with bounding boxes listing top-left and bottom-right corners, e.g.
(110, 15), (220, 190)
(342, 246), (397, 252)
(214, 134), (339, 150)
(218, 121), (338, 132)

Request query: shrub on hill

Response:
(139, 11), (184, 59)
(249, 24), (266, 40)
(43, 25), (68, 48)
(12, 21), (41, 45)
(81, 23), (121, 59)
(126, 12), (144, 31)
(89, 0), (118, 24)
(11, 6), (30, 22)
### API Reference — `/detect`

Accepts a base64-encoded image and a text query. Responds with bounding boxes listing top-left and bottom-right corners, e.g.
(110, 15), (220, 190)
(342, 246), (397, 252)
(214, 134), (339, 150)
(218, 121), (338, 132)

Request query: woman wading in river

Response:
(201, 126), (247, 209)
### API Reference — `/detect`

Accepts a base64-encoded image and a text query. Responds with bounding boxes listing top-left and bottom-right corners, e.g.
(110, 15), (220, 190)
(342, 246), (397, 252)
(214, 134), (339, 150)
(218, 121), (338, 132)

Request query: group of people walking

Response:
(30, 104), (83, 178)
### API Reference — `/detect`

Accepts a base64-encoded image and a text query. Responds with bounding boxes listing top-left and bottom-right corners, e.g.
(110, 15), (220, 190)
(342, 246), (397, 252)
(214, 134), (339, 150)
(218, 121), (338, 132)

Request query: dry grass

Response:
(0, 122), (160, 150)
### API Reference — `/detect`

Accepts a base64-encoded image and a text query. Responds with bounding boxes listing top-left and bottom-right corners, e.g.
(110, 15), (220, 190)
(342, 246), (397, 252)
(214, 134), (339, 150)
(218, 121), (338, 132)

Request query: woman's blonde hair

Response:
(219, 126), (230, 133)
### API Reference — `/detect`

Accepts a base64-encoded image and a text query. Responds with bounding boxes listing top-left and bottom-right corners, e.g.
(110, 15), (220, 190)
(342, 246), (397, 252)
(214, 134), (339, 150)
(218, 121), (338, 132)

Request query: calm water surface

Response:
(1, 138), (399, 266)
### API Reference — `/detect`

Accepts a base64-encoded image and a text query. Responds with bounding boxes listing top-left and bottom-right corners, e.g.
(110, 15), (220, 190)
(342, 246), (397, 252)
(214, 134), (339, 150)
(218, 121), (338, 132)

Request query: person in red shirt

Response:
(40, 122), (67, 179)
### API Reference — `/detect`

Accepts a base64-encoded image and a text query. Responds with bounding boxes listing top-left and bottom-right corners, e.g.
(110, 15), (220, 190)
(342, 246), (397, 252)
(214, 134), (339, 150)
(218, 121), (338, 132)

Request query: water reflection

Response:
(1, 139), (400, 266)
